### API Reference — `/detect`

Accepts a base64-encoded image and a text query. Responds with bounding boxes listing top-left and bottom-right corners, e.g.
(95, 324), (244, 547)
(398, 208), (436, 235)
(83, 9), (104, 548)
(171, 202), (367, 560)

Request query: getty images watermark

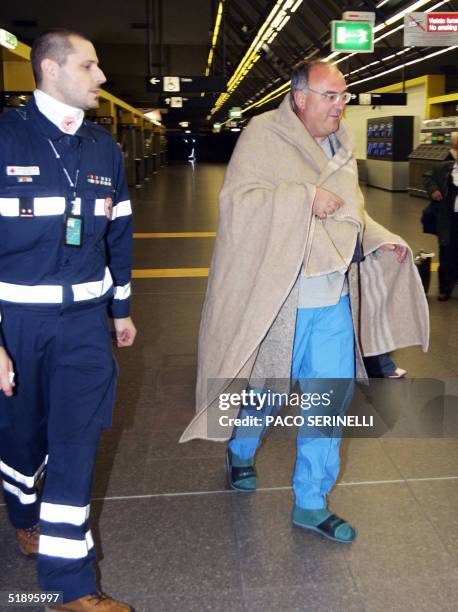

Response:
(206, 378), (458, 439)
(218, 388), (373, 429)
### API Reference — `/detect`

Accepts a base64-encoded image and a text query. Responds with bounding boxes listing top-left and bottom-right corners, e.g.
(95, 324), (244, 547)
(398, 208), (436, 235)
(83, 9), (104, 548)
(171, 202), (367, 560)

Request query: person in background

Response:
(363, 353), (407, 378)
(424, 132), (458, 301)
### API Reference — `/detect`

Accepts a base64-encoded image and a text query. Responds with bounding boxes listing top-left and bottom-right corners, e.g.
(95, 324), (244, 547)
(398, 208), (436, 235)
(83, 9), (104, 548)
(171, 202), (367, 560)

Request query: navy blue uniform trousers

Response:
(0, 304), (117, 603)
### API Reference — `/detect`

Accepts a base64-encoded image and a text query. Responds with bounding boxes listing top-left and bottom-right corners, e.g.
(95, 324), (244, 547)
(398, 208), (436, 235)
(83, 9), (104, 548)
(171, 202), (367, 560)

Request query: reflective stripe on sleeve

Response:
(0, 457), (47, 488)
(94, 199), (131, 220)
(0, 282), (63, 303)
(40, 502), (90, 526)
(111, 200), (132, 220)
(0, 198), (19, 216)
(39, 530), (94, 559)
(113, 282), (131, 300)
(34, 197), (66, 216)
(72, 267), (113, 302)
(3, 481), (37, 505)
(94, 199), (105, 216)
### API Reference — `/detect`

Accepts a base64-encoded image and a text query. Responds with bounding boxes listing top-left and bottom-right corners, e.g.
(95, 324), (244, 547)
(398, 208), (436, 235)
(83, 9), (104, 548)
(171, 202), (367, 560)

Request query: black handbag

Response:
(421, 201), (438, 235)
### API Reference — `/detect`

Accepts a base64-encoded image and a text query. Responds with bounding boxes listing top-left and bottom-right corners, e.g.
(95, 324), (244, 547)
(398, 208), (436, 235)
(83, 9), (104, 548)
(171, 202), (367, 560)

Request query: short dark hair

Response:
(31, 29), (88, 86)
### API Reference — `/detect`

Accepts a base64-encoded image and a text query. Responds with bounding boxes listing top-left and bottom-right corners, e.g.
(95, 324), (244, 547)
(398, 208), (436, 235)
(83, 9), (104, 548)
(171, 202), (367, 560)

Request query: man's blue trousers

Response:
(0, 304), (117, 603)
(228, 294), (355, 509)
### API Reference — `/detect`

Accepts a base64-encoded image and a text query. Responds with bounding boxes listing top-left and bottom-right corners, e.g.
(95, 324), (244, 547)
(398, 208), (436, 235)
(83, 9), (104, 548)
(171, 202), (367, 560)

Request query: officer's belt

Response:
(0, 267), (113, 304)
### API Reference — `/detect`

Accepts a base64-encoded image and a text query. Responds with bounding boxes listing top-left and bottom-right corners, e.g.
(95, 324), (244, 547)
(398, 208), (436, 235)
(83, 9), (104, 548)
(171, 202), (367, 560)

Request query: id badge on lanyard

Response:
(47, 138), (83, 247)
(65, 198), (83, 246)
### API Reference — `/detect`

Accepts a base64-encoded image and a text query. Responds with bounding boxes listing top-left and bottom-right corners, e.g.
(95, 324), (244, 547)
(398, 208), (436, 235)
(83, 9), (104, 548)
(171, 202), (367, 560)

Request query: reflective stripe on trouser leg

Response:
(0, 307), (50, 529)
(291, 295), (355, 510)
(38, 307), (117, 604)
(228, 388), (285, 460)
(0, 451), (47, 528)
(38, 442), (100, 603)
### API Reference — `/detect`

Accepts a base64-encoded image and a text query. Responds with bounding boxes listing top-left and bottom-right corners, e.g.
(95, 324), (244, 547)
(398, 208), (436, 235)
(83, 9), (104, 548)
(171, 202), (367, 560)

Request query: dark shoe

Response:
(438, 293), (450, 301)
(292, 505), (356, 543)
(45, 591), (133, 611)
(17, 523), (39, 558)
(226, 449), (256, 492)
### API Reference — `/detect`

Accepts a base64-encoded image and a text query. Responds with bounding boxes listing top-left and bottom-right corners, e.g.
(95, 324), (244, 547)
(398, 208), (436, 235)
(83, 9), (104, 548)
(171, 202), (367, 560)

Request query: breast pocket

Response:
(0, 185), (65, 255)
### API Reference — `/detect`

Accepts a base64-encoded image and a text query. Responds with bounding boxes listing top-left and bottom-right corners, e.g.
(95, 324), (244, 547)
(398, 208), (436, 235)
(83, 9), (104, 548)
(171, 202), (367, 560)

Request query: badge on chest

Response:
(87, 174), (112, 187)
(65, 216), (83, 246)
(64, 198), (83, 247)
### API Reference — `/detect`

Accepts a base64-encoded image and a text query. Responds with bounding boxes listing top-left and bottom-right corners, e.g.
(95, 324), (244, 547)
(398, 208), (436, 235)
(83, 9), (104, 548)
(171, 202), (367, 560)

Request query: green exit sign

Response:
(229, 107), (242, 119)
(0, 29), (18, 50)
(331, 21), (374, 53)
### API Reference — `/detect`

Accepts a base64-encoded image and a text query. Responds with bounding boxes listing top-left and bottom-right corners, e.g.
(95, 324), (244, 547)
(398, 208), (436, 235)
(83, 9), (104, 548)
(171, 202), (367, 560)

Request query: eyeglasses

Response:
(304, 86), (355, 104)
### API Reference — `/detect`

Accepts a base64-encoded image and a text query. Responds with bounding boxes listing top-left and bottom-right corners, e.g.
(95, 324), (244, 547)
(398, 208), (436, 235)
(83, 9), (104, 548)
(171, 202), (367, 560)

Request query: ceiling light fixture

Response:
(340, 0), (450, 78)
(205, 0), (225, 77)
(211, 0), (304, 115)
(227, 0), (447, 118)
(342, 47), (412, 77)
(375, 0), (435, 30)
(424, 0), (452, 12)
(222, 36), (445, 119)
(349, 45), (457, 87)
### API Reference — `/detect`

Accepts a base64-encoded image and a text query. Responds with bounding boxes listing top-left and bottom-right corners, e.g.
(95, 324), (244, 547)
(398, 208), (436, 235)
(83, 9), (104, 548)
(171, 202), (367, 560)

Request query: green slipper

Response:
(226, 449), (257, 492)
(292, 505), (356, 543)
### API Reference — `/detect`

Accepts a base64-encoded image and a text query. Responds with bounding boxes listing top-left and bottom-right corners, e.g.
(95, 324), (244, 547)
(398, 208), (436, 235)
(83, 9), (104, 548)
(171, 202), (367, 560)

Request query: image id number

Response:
(1, 591), (63, 607)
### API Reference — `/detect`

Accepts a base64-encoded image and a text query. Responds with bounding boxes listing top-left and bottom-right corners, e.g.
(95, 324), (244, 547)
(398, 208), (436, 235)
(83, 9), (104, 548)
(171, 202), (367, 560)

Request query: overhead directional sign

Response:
(163, 96), (185, 108)
(331, 21), (374, 53)
(346, 93), (407, 106)
(342, 11), (375, 24)
(148, 75), (226, 94)
(163, 76), (181, 92)
(404, 12), (458, 46)
(160, 96), (209, 110)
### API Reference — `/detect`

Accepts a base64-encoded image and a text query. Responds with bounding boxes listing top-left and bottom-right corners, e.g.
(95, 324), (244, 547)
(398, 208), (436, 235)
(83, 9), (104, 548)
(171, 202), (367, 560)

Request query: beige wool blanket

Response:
(180, 95), (429, 442)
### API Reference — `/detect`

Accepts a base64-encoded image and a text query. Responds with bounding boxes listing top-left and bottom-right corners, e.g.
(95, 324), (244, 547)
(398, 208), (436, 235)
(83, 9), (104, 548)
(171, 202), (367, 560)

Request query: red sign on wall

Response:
(426, 13), (458, 32)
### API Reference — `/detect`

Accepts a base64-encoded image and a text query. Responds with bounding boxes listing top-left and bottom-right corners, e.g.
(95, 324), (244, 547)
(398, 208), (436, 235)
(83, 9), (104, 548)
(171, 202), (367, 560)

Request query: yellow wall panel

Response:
(3, 60), (35, 91)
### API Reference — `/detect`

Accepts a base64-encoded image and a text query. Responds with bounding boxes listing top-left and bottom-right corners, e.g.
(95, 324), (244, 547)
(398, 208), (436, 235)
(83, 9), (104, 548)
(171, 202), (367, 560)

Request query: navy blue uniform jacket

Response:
(0, 99), (132, 345)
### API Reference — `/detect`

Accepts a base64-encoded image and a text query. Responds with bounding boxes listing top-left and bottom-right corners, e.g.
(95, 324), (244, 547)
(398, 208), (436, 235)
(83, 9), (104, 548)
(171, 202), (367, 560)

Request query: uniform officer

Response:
(0, 30), (136, 611)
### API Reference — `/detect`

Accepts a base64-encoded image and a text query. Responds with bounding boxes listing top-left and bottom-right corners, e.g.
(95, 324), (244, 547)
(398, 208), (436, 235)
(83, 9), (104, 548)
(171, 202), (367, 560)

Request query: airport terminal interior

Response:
(2, 1), (458, 611)
(2, 166), (458, 612)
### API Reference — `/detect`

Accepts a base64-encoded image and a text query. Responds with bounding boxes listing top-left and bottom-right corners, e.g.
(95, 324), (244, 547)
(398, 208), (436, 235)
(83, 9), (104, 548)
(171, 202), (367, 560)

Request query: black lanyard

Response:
(47, 138), (81, 200)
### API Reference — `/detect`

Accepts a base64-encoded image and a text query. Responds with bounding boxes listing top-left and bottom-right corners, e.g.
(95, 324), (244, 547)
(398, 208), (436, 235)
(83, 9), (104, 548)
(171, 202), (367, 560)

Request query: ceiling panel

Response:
(1, 0), (457, 129)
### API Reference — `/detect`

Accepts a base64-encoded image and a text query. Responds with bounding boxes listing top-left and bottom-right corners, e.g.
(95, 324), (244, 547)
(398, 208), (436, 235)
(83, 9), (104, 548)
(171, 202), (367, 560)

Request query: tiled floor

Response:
(2, 163), (458, 612)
